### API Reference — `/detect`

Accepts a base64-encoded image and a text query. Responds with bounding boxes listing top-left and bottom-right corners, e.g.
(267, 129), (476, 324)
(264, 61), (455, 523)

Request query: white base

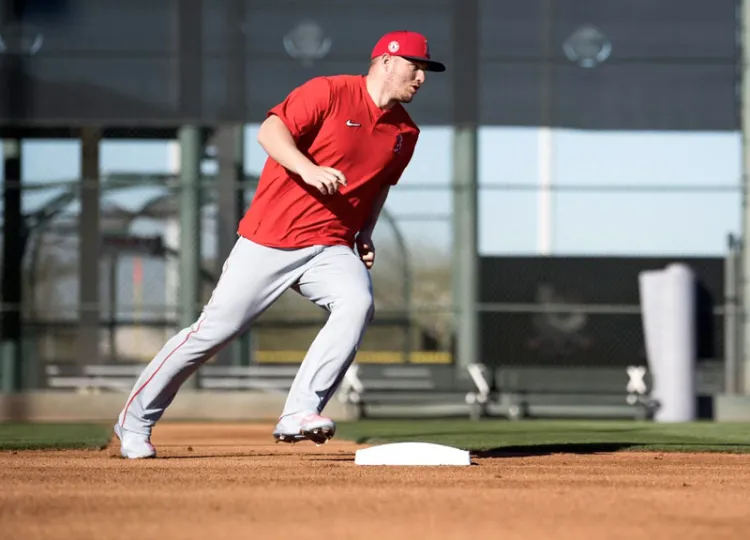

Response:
(354, 442), (472, 466)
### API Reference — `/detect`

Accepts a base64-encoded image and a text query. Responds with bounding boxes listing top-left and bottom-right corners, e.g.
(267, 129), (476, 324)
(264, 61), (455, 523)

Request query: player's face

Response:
(387, 56), (427, 103)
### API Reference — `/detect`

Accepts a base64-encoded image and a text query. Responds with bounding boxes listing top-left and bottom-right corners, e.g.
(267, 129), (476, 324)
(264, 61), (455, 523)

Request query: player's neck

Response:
(364, 74), (397, 110)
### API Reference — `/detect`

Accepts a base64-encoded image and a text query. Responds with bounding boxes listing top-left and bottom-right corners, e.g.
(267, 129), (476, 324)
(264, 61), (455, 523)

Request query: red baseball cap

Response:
(371, 30), (446, 72)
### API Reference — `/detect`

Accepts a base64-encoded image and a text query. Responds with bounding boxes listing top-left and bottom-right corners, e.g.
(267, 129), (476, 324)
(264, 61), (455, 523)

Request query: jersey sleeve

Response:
(267, 77), (333, 140)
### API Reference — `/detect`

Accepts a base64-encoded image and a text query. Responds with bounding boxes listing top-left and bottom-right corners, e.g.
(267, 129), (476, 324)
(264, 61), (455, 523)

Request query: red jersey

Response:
(237, 74), (419, 248)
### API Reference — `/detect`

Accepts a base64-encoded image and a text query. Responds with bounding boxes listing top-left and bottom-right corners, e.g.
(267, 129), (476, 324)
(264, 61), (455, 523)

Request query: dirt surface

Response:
(1, 422), (749, 540)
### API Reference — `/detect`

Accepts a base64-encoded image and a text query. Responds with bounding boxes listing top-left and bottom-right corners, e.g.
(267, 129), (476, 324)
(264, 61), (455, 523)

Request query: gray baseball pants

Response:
(118, 236), (374, 435)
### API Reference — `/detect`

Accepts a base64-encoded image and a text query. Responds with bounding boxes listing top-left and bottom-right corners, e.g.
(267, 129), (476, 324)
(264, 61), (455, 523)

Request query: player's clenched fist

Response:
(299, 164), (347, 195)
(356, 233), (375, 269)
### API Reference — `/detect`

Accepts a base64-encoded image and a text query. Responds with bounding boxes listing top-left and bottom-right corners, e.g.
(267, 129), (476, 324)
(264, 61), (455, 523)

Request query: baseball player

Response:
(113, 30), (446, 458)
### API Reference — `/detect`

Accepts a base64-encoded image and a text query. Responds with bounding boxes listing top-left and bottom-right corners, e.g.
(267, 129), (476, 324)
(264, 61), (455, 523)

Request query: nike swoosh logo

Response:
(346, 120), (361, 127)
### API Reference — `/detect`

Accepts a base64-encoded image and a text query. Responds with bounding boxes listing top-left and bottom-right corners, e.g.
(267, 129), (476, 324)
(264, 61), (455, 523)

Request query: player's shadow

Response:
(153, 452), (353, 460)
(304, 456), (355, 462)
(155, 453), (271, 459)
(471, 442), (637, 458)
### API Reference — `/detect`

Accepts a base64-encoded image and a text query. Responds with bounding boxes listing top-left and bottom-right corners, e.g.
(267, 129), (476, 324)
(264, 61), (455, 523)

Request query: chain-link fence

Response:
(0, 167), (738, 387)
(0, 0), (740, 130)
(0, 0), (742, 396)
(1, 173), (454, 380)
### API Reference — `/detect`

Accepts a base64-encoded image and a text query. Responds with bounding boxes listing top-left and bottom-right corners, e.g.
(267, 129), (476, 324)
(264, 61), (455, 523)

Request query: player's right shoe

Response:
(272, 413), (336, 445)
(113, 423), (157, 459)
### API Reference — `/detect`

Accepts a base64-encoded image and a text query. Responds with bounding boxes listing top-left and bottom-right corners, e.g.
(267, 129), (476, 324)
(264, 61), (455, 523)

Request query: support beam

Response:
(178, 0), (203, 119)
(78, 128), (101, 369)
(173, 0), (203, 386)
(1, 138), (23, 392)
(1, 2), (26, 393)
(451, 0), (480, 375)
(537, 0), (554, 255)
(742, 0), (750, 394)
(179, 125), (202, 385)
(214, 124), (250, 366)
(725, 235), (741, 394)
(108, 254), (119, 363)
(165, 144), (180, 340)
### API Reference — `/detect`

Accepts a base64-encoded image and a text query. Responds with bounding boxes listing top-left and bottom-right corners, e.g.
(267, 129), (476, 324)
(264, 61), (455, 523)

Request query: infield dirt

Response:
(1, 422), (749, 539)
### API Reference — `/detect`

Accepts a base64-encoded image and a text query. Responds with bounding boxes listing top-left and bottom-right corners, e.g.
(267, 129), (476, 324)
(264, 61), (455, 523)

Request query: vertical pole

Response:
(234, 0), (250, 365)
(174, 0), (203, 385)
(235, 128), (251, 366)
(179, 125), (202, 386)
(725, 235), (740, 394)
(1, 138), (23, 392)
(215, 124), (248, 366)
(1, 2), (29, 393)
(452, 0), (480, 375)
(741, 0), (750, 394)
(537, 129), (553, 254)
(109, 253), (118, 362)
(78, 128), (101, 370)
(165, 143), (180, 341)
(537, 0), (554, 255)
(132, 256), (143, 344)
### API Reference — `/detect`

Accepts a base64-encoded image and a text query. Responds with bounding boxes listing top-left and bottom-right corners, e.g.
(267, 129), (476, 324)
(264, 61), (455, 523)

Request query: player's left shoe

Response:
(273, 413), (336, 445)
(113, 423), (157, 459)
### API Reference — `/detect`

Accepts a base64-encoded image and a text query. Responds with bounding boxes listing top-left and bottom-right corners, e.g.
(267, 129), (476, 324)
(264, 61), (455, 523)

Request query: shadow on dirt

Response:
(471, 442), (750, 458)
(471, 442), (637, 458)
(153, 452), (354, 460)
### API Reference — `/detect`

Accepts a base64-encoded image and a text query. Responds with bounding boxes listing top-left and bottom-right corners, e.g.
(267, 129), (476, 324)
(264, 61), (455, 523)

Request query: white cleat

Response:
(113, 423), (157, 459)
(273, 413), (336, 445)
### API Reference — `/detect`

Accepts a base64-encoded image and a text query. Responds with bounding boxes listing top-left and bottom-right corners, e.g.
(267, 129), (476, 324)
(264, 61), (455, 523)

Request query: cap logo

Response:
(424, 40), (430, 57)
(388, 40), (400, 53)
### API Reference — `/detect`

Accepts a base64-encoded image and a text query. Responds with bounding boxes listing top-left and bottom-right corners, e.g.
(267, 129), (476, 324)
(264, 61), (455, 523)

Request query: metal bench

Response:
(44, 363), (301, 395)
(45, 364), (143, 392)
(337, 364), (472, 419)
(199, 365), (299, 393)
(463, 363), (496, 420)
(465, 364), (658, 420)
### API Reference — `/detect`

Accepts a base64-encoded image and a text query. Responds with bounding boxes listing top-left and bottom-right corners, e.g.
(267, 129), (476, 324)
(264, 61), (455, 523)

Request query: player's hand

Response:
(299, 164), (347, 195)
(356, 233), (375, 269)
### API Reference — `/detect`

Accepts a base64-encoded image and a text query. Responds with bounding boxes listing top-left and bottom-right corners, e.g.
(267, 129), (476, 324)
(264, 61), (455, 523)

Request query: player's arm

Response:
(359, 133), (417, 240)
(356, 133), (416, 268)
(257, 116), (317, 176)
(355, 184), (390, 269)
(359, 185), (390, 239)
(257, 77), (346, 195)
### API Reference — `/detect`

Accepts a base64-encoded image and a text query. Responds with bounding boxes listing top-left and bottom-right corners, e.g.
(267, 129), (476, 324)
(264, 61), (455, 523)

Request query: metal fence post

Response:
(742, 0), (750, 395)
(452, 0), (480, 377)
(1, 138), (22, 392)
(179, 125), (203, 387)
(78, 128), (101, 371)
(724, 234), (740, 394)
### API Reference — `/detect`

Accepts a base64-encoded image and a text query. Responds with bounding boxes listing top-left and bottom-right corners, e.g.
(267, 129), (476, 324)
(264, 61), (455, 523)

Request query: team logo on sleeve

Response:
(393, 134), (403, 153)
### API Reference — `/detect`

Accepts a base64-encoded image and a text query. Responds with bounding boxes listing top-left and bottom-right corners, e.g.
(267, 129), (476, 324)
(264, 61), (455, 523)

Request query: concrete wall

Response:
(0, 391), (354, 423)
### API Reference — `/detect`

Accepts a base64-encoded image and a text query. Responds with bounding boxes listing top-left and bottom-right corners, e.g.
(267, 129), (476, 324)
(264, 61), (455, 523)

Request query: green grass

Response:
(335, 419), (750, 455)
(1, 419), (747, 455)
(0, 423), (112, 451)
